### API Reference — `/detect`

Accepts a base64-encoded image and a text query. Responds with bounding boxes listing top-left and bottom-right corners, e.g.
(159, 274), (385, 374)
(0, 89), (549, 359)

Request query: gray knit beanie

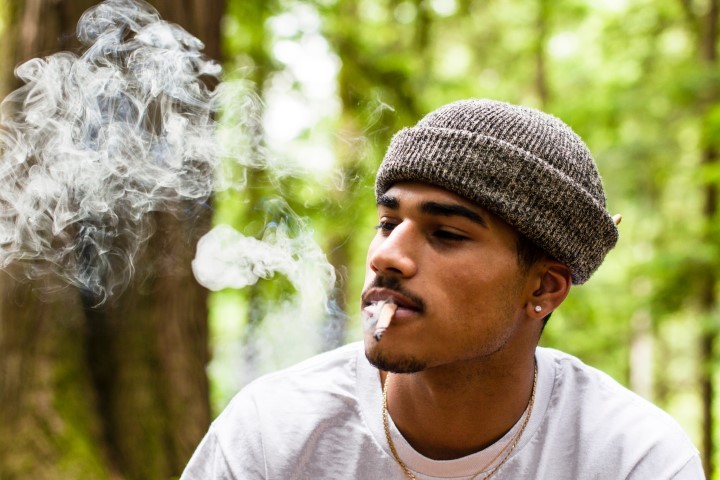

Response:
(375, 99), (618, 284)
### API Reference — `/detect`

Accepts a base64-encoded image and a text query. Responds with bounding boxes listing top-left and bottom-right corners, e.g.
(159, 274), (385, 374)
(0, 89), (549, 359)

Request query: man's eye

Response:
(434, 230), (468, 241)
(375, 221), (397, 233)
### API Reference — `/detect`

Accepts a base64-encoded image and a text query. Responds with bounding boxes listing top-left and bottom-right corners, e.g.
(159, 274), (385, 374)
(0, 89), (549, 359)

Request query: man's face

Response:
(361, 182), (536, 373)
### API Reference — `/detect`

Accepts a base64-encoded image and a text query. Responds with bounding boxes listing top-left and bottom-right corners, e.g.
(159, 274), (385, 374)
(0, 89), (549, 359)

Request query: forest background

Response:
(0, 0), (718, 479)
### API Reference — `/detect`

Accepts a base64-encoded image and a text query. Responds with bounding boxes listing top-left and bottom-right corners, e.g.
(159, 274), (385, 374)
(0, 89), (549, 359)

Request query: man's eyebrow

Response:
(376, 194), (399, 209)
(420, 201), (488, 227)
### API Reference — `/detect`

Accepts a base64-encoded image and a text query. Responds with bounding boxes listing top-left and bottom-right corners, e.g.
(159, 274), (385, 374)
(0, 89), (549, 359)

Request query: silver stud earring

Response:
(534, 305), (542, 313)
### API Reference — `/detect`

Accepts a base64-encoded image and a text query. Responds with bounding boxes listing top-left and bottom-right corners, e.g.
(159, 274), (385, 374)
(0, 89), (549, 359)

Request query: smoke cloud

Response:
(0, 0), (286, 303)
(192, 221), (336, 311)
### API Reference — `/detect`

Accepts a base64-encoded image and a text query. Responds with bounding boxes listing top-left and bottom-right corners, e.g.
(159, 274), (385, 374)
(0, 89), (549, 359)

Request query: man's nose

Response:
(369, 222), (418, 278)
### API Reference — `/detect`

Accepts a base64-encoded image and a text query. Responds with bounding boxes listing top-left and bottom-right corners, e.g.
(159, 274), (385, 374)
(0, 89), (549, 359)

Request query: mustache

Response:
(361, 275), (426, 312)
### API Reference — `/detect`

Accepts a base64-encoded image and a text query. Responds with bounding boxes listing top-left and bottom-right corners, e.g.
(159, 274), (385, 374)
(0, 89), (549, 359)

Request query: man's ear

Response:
(524, 261), (572, 319)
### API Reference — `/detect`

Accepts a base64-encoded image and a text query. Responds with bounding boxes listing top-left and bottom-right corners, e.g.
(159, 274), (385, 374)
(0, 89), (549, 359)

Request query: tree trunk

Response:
(0, 3), (111, 479)
(0, 1), (224, 478)
(698, 0), (719, 476)
(629, 310), (654, 399)
(534, 0), (550, 109)
(0, 269), (112, 480)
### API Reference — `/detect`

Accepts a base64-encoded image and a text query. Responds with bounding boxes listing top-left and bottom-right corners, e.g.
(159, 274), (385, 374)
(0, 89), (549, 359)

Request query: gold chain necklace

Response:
(382, 363), (537, 480)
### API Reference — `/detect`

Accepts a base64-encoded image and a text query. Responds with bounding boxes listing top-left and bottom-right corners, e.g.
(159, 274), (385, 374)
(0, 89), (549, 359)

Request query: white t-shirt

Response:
(181, 342), (703, 479)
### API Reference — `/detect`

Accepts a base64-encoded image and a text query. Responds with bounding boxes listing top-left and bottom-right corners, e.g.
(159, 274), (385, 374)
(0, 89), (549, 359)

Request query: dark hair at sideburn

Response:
(515, 234), (553, 326)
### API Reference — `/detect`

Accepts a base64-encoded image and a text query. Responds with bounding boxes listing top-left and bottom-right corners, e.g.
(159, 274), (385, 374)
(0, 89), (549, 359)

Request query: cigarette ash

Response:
(363, 300), (397, 341)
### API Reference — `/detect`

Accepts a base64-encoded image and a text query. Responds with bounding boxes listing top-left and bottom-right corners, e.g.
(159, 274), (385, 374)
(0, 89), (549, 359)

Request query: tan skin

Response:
(361, 182), (571, 461)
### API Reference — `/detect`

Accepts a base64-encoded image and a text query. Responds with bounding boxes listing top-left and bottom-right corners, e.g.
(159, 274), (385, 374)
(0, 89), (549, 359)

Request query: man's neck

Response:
(382, 352), (536, 461)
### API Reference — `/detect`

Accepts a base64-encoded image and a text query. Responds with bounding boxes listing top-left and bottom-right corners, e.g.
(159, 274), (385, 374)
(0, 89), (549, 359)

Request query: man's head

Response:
(362, 99), (618, 373)
(375, 99), (618, 284)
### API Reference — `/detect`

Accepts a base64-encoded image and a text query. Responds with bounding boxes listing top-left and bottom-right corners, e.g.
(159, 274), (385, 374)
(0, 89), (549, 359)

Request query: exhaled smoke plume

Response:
(0, 0), (236, 302)
(192, 222), (336, 312)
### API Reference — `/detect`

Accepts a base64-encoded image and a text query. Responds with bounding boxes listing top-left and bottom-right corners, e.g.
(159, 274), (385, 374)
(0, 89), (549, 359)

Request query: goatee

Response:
(365, 348), (427, 374)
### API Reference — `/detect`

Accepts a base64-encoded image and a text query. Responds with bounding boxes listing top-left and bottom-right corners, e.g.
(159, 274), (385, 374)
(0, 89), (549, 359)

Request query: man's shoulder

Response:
(208, 342), (369, 459)
(221, 341), (364, 415)
(247, 341), (363, 388)
(189, 342), (388, 479)
(536, 347), (700, 477)
(539, 346), (685, 427)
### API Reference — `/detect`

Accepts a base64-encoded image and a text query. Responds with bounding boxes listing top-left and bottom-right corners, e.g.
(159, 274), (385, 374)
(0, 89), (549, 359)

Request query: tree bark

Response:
(0, 1), (224, 478)
(698, 0), (719, 476)
(0, 4), (110, 479)
(535, 0), (550, 109)
(629, 310), (654, 399)
(0, 269), (112, 480)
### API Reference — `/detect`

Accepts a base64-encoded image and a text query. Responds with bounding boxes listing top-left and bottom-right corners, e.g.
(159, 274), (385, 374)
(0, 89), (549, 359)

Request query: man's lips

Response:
(362, 288), (422, 311)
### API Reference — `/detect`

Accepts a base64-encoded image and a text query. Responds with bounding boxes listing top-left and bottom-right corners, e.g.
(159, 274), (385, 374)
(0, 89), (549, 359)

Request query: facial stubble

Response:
(366, 348), (428, 374)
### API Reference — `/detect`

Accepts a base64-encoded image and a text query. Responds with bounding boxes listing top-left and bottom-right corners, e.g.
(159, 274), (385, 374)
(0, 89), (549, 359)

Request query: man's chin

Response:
(364, 342), (427, 374)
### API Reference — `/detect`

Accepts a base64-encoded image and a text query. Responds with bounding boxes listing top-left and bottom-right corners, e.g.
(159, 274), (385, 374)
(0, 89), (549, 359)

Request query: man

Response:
(181, 99), (703, 479)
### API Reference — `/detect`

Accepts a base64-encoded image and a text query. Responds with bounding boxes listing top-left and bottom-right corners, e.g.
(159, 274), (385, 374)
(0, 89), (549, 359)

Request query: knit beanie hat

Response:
(375, 99), (618, 284)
